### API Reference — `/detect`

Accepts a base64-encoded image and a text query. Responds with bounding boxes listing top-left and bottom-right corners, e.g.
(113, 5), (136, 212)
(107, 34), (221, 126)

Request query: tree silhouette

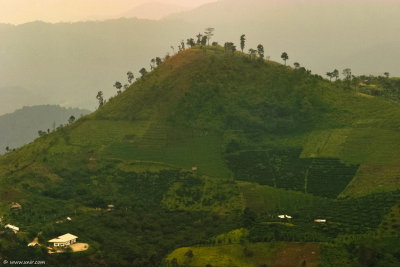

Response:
(343, 68), (352, 80)
(326, 72), (333, 81)
(294, 62), (300, 69)
(150, 58), (156, 70)
(204, 27), (215, 45)
(127, 71), (134, 84)
(281, 52), (289, 65)
(257, 44), (264, 59)
(248, 48), (257, 60)
(196, 33), (203, 44)
(187, 38), (195, 47)
(114, 81), (123, 94)
(38, 130), (47, 137)
(240, 34), (246, 52)
(224, 42), (236, 54)
(384, 72), (390, 78)
(96, 91), (104, 108)
(201, 36), (208, 46)
(68, 115), (76, 124)
(155, 57), (162, 66)
(139, 68), (148, 77)
(5, 146), (10, 152)
(332, 69), (339, 81)
(181, 40), (185, 50)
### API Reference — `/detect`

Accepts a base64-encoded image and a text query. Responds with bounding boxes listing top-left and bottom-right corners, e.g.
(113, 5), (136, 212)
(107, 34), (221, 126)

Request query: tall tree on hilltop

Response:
(96, 91), (104, 108)
(343, 68), (352, 80)
(384, 72), (390, 78)
(204, 27), (215, 45)
(155, 57), (162, 66)
(181, 40), (185, 50)
(196, 33), (203, 44)
(187, 38), (195, 47)
(326, 72), (333, 81)
(150, 58), (156, 70)
(332, 69), (339, 81)
(114, 81), (123, 94)
(240, 34), (246, 52)
(257, 44), (264, 59)
(68, 115), (76, 124)
(343, 68), (352, 89)
(201, 36), (208, 47)
(294, 62), (300, 69)
(281, 52), (289, 65)
(139, 68), (148, 77)
(249, 48), (257, 60)
(127, 71), (134, 84)
(224, 42), (236, 54)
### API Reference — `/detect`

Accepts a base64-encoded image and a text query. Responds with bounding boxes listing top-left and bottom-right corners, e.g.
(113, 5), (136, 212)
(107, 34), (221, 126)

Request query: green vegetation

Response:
(165, 243), (282, 267)
(1, 42), (400, 266)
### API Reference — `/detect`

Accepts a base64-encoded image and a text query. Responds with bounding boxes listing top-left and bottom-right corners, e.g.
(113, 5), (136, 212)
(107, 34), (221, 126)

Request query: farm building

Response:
(10, 202), (22, 210)
(278, 214), (292, 219)
(48, 233), (78, 247)
(5, 224), (19, 233)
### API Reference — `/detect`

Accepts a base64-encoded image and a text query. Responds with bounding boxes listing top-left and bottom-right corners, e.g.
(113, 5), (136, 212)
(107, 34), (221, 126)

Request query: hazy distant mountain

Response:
(0, 19), (196, 113)
(1, 0), (399, 114)
(117, 2), (189, 20)
(0, 105), (90, 153)
(0, 86), (44, 115)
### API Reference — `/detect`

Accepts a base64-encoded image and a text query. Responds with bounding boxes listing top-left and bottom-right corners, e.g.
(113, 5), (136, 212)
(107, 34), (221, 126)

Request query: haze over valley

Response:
(0, 0), (399, 114)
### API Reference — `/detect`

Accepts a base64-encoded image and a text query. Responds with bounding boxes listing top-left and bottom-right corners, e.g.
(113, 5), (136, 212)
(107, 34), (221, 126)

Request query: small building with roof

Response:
(48, 233), (78, 247)
(5, 224), (19, 233)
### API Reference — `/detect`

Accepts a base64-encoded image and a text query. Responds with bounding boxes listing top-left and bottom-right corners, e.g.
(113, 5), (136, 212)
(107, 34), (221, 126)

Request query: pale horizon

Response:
(0, 0), (218, 25)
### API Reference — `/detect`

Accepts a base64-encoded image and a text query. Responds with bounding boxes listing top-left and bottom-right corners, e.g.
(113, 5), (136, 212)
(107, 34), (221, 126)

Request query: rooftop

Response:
(48, 233), (78, 243)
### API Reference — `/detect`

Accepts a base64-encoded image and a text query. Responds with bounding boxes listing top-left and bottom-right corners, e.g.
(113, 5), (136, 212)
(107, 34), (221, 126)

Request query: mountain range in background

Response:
(0, 105), (90, 153)
(91, 2), (191, 21)
(0, 0), (399, 114)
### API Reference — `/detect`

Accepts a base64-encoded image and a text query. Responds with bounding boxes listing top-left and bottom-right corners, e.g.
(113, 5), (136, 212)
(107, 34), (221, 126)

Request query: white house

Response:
(314, 219), (327, 223)
(5, 224), (19, 233)
(278, 214), (292, 219)
(48, 233), (78, 247)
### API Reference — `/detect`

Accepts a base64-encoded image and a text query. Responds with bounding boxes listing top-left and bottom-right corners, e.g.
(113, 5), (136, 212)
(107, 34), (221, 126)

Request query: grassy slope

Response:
(1, 46), (400, 265)
(2, 46), (400, 196)
(166, 242), (321, 267)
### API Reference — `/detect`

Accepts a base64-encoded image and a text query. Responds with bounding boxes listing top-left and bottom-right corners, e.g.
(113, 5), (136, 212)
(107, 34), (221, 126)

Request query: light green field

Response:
(238, 181), (327, 214)
(166, 243), (282, 267)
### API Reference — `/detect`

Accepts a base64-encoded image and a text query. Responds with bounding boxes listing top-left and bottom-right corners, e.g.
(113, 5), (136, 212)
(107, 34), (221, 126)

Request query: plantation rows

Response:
(226, 148), (358, 198)
(306, 158), (359, 198)
(246, 191), (400, 243)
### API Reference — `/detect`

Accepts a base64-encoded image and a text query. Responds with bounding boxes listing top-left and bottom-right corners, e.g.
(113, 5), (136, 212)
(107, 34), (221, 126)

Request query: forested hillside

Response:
(0, 45), (399, 266)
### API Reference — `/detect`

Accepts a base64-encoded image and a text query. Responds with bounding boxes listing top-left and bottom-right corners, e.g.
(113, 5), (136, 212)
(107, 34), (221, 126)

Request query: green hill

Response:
(0, 46), (399, 266)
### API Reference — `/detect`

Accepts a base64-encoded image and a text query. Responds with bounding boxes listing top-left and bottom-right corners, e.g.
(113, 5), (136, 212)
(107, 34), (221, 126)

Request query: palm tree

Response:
(281, 52), (289, 65)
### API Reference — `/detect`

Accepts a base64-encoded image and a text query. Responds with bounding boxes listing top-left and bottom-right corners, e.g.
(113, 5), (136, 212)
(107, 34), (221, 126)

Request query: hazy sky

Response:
(0, 0), (217, 24)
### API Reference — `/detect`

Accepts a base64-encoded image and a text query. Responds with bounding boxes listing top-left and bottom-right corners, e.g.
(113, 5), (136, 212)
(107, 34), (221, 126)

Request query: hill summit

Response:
(1, 46), (400, 266)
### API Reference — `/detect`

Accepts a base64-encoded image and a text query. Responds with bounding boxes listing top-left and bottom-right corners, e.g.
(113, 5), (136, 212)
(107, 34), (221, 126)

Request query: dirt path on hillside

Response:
(271, 243), (320, 267)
